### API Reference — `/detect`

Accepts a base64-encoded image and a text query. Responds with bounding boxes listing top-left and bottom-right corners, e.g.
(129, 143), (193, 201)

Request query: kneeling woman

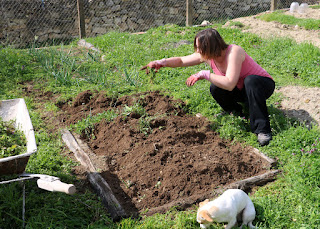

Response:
(145, 28), (275, 146)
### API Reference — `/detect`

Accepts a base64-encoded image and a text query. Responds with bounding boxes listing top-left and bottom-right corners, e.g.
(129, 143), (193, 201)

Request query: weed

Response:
(71, 110), (117, 139)
(122, 103), (146, 118)
(139, 116), (152, 135)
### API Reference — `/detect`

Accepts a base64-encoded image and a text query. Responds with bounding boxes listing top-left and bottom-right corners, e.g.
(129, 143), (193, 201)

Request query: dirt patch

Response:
(224, 7), (320, 127)
(56, 90), (272, 216)
(277, 86), (320, 126)
(226, 8), (320, 48)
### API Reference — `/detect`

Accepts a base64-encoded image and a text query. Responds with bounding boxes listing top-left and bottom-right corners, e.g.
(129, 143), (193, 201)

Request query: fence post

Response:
(77, 0), (86, 38)
(270, 0), (278, 11)
(186, 0), (192, 26)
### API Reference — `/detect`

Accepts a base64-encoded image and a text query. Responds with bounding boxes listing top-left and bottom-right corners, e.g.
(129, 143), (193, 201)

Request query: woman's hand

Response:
(147, 59), (166, 72)
(186, 70), (210, 87)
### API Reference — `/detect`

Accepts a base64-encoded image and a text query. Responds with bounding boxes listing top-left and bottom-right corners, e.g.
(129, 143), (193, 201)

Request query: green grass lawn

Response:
(0, 24), (319, 228)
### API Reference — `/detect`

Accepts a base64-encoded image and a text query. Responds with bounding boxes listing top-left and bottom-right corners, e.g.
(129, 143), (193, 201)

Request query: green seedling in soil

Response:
(0, 118), (26, 158)
(122, 103), (146, 118)
(139, 116), (152, 136)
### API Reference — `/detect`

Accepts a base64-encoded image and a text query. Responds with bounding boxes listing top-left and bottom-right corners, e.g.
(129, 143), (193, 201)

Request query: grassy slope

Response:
(257, 10), (320, 30)
(0, 24), (319, 228)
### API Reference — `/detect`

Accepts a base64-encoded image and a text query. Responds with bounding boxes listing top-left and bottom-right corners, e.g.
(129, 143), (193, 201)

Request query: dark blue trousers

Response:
(210, 75), (275, 134)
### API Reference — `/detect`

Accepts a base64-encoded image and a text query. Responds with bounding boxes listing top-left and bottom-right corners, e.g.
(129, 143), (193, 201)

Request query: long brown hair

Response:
(194, 28), (229, 59)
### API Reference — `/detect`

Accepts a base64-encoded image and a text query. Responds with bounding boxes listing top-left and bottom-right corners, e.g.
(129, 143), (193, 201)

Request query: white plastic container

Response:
(298, 3), (308, 14)
(289, 2), (299, 13)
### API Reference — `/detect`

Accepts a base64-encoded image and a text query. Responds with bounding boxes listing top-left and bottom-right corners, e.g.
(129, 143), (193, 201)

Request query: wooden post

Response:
(77, 0), (86, 38)
(270, 0), (277, 11)
(186, 0), (192, 26)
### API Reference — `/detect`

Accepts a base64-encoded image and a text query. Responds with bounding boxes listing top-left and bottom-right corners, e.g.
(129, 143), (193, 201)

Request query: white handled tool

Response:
(20, 173), (76, 195)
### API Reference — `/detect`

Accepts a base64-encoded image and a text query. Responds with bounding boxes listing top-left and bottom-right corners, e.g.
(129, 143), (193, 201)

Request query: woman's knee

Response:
(210, 83), (227, 97)
(244, 75), (275, 98)
(244, 75), (260, 88)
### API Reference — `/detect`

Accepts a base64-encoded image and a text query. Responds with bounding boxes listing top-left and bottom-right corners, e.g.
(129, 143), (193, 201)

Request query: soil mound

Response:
(58, 90), (270, 216)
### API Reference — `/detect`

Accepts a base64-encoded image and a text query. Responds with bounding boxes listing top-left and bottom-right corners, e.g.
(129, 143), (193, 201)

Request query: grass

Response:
(310, 4), (320, 9)
(0, 21), (319, 228)
(257, 10), (320, 30)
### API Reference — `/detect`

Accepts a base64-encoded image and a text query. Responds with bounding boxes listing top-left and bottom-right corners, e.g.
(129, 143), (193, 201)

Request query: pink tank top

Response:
(210, 45), (273, 90)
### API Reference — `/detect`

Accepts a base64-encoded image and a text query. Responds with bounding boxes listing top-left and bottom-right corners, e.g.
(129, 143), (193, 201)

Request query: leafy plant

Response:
(0, 118), (26, 158)
(122, 103), (146, 118)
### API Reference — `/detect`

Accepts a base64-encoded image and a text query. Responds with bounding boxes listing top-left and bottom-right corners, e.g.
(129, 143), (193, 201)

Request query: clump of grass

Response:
(228, 21), (245, 28)
(0, 118), (26, 158)
(310, 4), (320, 9)
(71, 110), (117, 139)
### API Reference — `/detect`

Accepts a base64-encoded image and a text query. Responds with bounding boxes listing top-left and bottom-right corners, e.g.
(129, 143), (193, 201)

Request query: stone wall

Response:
(0, 0), (318, 47)
(0, 0), (78, 47)
(85, 0), (187, 36)
(84, 0), (275, 37)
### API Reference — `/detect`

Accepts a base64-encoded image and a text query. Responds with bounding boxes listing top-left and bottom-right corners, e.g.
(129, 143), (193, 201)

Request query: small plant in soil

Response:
(0, 118), (26, 158)
(71, 110), (117, 140)
(138, 116), (153, 135)
(122, 103), (146, 119)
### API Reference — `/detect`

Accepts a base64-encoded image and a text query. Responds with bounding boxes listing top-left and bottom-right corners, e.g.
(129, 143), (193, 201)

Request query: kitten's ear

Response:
(199, 199), (210, 207)
(199, 210), (213, 222)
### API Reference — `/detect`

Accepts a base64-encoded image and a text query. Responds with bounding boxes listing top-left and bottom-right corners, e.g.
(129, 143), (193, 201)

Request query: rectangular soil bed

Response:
(61, 91), (279, 220)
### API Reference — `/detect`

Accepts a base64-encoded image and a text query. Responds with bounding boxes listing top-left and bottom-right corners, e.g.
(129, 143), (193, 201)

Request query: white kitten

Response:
(197, 189), (256, 229)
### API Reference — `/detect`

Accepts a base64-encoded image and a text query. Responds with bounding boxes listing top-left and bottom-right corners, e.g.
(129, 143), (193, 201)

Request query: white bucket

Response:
(289, 2), (299, 13)
(298, 3), (308, 14)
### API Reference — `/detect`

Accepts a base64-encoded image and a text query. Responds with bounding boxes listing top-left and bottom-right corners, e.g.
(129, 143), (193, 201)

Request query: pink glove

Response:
(186, 70), (211, 87)
(147, 58), (166, 72)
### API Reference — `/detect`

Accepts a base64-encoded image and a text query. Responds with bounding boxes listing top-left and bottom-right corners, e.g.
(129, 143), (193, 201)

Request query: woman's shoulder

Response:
(228, 44), (246, 62)
(229, 44), (244, 52)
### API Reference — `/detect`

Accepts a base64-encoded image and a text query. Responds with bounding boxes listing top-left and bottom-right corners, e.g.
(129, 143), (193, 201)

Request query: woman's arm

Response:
(166, 52), (204, 67)
(147, 52), (203, 69)
(187, 46), (245, 91)
(210, 46), (245, 91)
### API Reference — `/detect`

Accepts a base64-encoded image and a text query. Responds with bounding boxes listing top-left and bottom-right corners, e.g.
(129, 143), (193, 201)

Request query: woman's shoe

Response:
(257, 133), (272, 146)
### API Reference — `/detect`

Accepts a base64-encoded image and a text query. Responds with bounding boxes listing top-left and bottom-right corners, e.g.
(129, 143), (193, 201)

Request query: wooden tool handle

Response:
(37, 179), (76, 195)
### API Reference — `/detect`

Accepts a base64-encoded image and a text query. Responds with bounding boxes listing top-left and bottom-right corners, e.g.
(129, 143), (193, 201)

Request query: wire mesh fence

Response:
(0, 0), (318, 48)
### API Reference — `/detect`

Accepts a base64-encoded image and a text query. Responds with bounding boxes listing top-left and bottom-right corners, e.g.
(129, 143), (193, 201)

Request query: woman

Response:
(145, 28), (275, 146)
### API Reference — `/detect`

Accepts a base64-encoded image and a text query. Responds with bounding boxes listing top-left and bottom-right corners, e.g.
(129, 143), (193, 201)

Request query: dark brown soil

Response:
(54, 90), (270, 217)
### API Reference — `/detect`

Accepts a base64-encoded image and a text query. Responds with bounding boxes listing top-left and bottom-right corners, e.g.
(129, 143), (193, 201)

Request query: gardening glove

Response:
(186, 70), (210, 87)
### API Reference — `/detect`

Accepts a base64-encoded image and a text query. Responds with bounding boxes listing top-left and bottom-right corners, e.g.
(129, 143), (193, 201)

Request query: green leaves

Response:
(0, 118), (26, 158)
